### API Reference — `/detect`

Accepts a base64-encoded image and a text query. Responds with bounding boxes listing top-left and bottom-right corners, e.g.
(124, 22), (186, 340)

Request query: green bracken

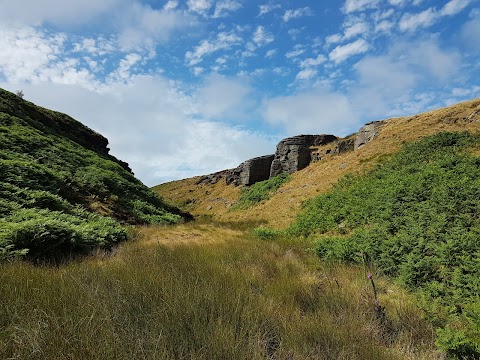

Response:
(234, 173), (291, 210)
(0, 88), (187, 260)
(290, 131), (480, 359)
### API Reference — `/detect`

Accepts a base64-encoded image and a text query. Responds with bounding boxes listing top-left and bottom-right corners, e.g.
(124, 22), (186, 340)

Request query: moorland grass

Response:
(0, 223), (440, 360)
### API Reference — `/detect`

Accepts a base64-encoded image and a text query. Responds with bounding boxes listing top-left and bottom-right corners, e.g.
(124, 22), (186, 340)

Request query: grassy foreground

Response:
(0, 222), (440, 359)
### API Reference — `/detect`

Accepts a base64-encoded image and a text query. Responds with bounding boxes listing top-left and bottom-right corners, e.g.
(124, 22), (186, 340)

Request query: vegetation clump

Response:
(234, 173), (290, 209)
(0, 88), (187, 260)
(290, 131), (480, 358)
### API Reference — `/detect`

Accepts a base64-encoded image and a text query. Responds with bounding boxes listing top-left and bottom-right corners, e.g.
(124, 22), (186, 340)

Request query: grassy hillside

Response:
(289, 132), (480, 358)
(154, 98), (480, 228)
(0, 88), (189, 261)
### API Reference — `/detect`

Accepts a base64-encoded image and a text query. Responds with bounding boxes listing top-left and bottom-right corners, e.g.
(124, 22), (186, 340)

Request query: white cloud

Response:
(329, 39), (370, 64)
(164, 0), (179, 10)
(187, 0), (214, 15)
(295, 68), (318, 81)
(213, 0), (243, 18)
(258, 2), (281, 16)
(343, 0), (381, 13)
(117, 3), (194, 50)
(375, 20), (395, 32)
(351, 38), (462, 117)
(262, 90), (356, 135)
(440, 0), (471, 16)
(399, 8), (437, 31)
(265, 49), (277, 58)
(185, 31), (243, 66)
(285, 45), (306, 59)
(282, 7), (313, 22)
(344, 22), (370, 40)
(299, 55), (326, 68)
(388, 0), (406, 6)
(0, 0), (122, 27)
(253, 26), (275, 47)
(196, 73), (253, 120)
(325, 33), (343, 46)
(400, 1), (472, 32)
(461, 10), (480, 51)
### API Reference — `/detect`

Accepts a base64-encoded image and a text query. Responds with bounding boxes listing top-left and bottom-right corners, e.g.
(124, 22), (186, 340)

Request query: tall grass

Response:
(0, 223), (440, 359)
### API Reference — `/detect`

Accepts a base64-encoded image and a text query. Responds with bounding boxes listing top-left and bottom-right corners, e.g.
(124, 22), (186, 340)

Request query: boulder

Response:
(334, 138), (355, 154)
(227, 154), (274, 186)
(269, 135), (337, 178)
(354, 121), (384, 150)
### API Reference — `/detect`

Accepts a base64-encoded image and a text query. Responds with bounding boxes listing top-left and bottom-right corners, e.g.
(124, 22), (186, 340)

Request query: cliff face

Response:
(191, 119), (390, 188)
(270, 135), (338, 178)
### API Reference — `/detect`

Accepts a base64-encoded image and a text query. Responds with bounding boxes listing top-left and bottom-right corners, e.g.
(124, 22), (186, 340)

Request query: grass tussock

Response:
(0, 223), (440, 360)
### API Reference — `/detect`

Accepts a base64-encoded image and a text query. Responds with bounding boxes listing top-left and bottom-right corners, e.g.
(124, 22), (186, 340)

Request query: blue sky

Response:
(0, 0), (479, 185)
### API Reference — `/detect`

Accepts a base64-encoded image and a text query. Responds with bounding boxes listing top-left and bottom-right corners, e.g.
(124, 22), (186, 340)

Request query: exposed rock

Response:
(334, 138), (355, 154)
(195, 170), (232, 185)
(270, 134), (337, 178)
(311, 148), (333, 163)
(227, 154), (274, 186)
(354, 121), (385, 150)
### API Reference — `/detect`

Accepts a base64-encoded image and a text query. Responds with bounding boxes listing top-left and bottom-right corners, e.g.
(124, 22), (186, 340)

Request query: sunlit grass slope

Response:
(154, 98), (480, 228)
(0, 223), (441, 359)
(0, 88), (188, 260)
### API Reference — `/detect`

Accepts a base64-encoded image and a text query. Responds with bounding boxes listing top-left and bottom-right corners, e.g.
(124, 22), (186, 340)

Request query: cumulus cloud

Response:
(461, 9), (480, 51)
(295, 68), (318, 81)
(399, 8), (437, 31)
(285, 45), (306, 59)
(343, 0), (381, 13)
(117, 3), (195, 50)
(0, 0), (122, 27)
(253, 26), (275, 47)
(185, 31), (243, 66)
(212, 0), (243, 18)
(329, 39), (370, 64)
(351, 38), (462, 116)
(400, 0), (472, 32)
(196, 73), (253, 120)
(258, 2), (281, 16)
(440, 0), (472, 16)
(187, 0), (214, 16)
(282, 7), (313, 22)
(262, 90), (357, 135)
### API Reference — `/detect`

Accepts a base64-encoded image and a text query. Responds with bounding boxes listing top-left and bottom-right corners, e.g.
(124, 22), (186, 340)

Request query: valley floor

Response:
(1, 221), (443, 360)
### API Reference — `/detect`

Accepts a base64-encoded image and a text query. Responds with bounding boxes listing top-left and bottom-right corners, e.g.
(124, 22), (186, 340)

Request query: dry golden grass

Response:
(0, 223), (442, 359)
(154, 98), (480, 229)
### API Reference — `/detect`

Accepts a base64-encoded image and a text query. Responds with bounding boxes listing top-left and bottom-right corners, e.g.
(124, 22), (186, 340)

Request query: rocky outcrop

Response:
(270, 135), (337, 178)
(195, 170), (232, 185)
(354, 121), (385, 150)
(226, 155), (274, 186)
(334, 138), (355, 154)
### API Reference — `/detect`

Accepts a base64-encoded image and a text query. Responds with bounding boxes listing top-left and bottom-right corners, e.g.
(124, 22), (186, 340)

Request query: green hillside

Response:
(0, 88), (189, 261)
(289, 132), (480, 358)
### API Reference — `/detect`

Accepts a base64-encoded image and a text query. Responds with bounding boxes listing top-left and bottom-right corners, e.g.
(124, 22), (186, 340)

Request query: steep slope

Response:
(154, 98), (480, 228)
(0, 88), (189, 260)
